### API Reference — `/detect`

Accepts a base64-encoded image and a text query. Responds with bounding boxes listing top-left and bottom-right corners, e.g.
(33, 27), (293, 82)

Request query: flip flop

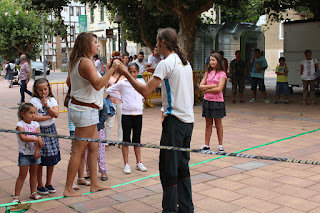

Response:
(77, 178), (91, 186)
(30, 192), (42, 200)
(72, 183), (80, 190)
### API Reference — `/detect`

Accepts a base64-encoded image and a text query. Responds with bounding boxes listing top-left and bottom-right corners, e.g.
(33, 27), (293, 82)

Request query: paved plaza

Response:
(0, 73), (320, 212)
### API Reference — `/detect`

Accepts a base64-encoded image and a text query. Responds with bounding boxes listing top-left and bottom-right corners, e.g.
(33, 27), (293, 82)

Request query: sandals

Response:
(72, 183), (80, 190)
(30, 192), (42, 200)
(12, 196), (20, 203)
(77, 178), (91, 186)
(100, 173), (108, 181)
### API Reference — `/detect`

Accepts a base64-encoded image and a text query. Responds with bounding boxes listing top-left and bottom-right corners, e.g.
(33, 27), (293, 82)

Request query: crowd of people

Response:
(8, 27), (319, 212)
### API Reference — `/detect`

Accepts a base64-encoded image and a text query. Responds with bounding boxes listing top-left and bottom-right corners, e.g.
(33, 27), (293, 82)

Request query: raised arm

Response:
(117, 62), (161, 97)
(79, 58), (114, 90)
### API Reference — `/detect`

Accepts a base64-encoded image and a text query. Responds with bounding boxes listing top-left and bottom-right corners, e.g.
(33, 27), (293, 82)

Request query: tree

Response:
(83, 0), (245, 64)
(31, 0), (71, 55)
(0, 0), (44, 60)
(221, 0), (265, 24)
(263, 0), (320, 21)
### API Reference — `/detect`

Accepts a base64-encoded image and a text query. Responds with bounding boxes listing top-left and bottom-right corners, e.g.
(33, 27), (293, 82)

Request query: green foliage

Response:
(31, 0), (69, 40)
(0, 0), (45, 60)
(263, 0), (320, 20)
(221, 0), (264, 23)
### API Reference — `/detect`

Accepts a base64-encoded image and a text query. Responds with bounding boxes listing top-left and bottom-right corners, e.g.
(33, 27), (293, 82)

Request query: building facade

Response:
(45, 1), (86, 70)
(257, 10), (307, 71)
(86, 4), (138, 63)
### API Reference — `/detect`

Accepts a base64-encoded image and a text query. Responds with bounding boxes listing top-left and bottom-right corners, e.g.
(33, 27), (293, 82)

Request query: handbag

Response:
(64, 87), (71, 108)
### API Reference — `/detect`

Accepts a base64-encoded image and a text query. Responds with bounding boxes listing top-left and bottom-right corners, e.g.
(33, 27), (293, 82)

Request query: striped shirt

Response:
(20, 61), (30, 80)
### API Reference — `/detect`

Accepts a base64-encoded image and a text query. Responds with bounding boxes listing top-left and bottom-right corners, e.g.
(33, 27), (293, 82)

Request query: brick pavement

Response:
(0, 75), (319, 212)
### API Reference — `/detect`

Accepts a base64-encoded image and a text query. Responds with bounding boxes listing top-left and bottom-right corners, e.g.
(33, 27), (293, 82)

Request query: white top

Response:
(95, 59), (103, 74)
(69, 59), (104, 110)
(132, 59), (147, 75)
(106, 78), (145, 115)
(148, 54), (164, 68)
(300, 59), (318, 80)
(16, 120), (39, 155)
(153, 53), (194, 123)
(31, 97), (58, 126)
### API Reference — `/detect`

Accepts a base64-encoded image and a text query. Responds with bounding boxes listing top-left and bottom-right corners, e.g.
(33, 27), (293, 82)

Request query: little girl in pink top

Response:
(199, 53), (227, 153)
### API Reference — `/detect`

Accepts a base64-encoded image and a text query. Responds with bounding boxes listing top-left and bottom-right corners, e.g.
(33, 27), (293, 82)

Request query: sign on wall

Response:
(79, 15), (87, 32)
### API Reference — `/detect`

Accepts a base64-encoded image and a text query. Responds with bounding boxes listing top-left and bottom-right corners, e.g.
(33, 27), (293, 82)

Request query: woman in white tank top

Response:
(64, 32), (118, 197)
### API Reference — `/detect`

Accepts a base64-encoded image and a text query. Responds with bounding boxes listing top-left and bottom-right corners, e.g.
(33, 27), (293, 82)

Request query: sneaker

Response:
(37, 187), (49, 195)
(136, 162), (147, 172)
(249, 98), (256, 103)
(265, 99), (270, 104)
(45, 185), (56, 193)
(231, 100), (236, 104)
(284, 100), (289, 104)
(124, 163), (131, 174)
(274, 100), (280, 104)
(218, 147), (225, 154)
(200, 145), (210, 150)
(239, 100), (245, 103)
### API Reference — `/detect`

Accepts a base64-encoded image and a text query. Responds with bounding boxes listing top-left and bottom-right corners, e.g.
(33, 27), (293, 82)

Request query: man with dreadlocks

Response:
(117, 27), (194, 213)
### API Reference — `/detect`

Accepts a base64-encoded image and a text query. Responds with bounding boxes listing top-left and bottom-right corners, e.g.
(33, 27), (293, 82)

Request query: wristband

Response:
(43, 103), (50, 109)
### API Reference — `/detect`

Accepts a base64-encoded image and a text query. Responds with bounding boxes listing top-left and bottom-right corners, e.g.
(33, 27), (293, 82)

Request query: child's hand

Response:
(229, 78), (232, 82)
(41, 96), (48, 105)
(34, 149), (41, 159)
(37, 138), (45, 147)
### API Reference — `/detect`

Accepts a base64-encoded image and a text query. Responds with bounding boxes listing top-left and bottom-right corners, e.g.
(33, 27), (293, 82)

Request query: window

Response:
(70, 7), (74, 16)
(279, 21), (284, 40)
(100, 5), (104, 22)
(70, 26), (75, 42)
(90, 7), (94, 23)
(76, 7), (81, 16)
(279, 51), (284, 58)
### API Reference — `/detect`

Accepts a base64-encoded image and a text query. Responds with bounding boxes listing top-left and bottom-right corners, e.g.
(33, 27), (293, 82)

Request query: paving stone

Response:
(231, 196), (281, 213)
(270, 195), (320, 211)
(111, 200), (159, 213)
(232, 161), (270, 170)
(109, 188), (156, 202)
(191, 173), (218, 184)
(70, 196), (120, 212)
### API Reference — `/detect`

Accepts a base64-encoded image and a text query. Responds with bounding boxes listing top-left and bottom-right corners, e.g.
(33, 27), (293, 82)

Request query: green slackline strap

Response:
(0, 128), (319, 209)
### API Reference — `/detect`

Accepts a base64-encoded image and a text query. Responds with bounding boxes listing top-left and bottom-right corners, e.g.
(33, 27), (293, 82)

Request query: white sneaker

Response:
(136, 162), (147, 172)
(124, 163), (131, 174)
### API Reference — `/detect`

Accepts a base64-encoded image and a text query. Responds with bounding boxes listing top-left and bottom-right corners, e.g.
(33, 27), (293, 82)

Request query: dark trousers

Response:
(159, 115), (194, 213)
(121, 115), (142, 143)
(20, 80), (32, 102)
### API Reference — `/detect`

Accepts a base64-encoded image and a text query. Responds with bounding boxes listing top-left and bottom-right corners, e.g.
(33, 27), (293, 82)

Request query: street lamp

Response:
(114, 13), (123, 52)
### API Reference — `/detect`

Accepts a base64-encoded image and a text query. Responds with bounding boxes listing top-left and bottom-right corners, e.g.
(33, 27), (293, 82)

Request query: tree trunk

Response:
(178, 14), (197, 66)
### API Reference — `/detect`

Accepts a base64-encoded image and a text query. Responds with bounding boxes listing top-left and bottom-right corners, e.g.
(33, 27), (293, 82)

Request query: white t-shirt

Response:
(148, 54), (164, 68)
(95, 59), (103, 74)
(300, 59), (318, 80)
(106, 78), (145, 115)
(31, 97), (58, 126)
(132, 59), (147, 75)
(16, 120), (39, 155)
(153, 53), (194, 123)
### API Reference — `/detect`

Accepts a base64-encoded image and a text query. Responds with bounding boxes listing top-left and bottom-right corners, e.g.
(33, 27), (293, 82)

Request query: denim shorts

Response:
(276, 82), (289, 95)
(18, 153), (41, 166)
(69, 107), (99, 127)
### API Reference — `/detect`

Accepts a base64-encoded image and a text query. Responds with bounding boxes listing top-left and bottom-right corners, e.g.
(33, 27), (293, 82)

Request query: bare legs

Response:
(63, 125), (108, 197)
(37, 165), (54, 188)
(204, 117), (223, 147)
